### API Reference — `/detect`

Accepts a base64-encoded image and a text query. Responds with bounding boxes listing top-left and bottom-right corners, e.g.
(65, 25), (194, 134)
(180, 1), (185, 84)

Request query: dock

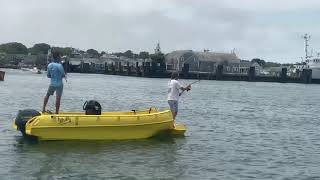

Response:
(64, 61), (317, 84)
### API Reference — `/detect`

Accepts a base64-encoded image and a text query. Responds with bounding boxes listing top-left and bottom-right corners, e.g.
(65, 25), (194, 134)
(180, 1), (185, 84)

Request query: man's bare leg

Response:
(55, 95), (61, 114)
(172, 111), (177, 120)
(42, 95), (49, 113)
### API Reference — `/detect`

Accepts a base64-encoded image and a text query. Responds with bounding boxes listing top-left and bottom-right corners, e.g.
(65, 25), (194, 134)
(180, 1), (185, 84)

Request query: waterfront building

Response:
(68, 52), (152, 73)
(165, 50), (263, 74)
(263, 67), (284, 77)
(224, 60), (261, 75)
(165, 50), (241, 72)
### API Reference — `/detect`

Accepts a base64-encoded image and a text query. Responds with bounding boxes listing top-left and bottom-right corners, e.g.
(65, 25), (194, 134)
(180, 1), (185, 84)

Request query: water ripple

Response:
(1, 70), (320, 179)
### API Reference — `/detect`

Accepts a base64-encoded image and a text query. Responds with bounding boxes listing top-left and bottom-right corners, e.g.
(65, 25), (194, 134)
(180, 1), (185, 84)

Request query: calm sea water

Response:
(1, 69), (320, 180)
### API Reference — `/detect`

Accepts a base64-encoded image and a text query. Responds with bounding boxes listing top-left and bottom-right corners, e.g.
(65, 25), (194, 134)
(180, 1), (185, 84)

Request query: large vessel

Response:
(30, 67), (42, 74)
(300, 34), (320, 79)
(305, 58), (320, 79)
(20, 67), (42, 74)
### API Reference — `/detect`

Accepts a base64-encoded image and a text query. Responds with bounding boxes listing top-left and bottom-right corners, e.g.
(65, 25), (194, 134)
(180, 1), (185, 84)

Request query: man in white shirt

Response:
(167, 72), (191, 120)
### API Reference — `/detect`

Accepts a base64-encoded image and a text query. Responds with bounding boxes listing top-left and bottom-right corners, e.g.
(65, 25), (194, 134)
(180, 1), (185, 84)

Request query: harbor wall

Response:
(65, 62), (318, 84)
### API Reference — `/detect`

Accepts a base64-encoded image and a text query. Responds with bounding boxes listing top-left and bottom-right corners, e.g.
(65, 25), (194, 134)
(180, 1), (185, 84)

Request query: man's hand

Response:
(64, 75), (67, 82)
(186, 85), (191, 91)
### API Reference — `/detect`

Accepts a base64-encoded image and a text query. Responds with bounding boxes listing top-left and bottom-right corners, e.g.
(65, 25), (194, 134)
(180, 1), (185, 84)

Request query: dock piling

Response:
(127, 62), (131, 76)
(280, 68), (287, 83)
(182, 63), (189, 79)
(216, 65), (223, 80)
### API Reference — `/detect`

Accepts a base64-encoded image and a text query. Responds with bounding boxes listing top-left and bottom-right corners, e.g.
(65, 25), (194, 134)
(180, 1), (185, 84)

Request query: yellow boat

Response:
(13, 108), (186, 141)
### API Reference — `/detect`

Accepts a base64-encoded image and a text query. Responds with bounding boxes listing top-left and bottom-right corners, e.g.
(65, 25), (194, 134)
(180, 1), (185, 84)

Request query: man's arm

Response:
(59, 64), (67, 82)
(178, 82), (191, 96)
(60, 64), (66, 78)
(177, 81), (191, 91)
(47, 64), (51, 78)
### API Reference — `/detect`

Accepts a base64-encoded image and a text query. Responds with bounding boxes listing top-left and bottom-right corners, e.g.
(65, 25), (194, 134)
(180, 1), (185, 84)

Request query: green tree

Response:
(86, 49), (99, 57)
(29, 43), (51, 55)
(150, 53), (165, 63)
(113, 52), (123, 57)
(264, 62), (281, 67)
(0, 42), (28, 54)
(251, 58), (266, 66)
(62, 47), (73, 56)
(123, 50), (134, 58)
(139, 51), (149, 59)
(52, 47), (73, 56)
(100, 51), (107, 56)
(0, 53), (6, 65)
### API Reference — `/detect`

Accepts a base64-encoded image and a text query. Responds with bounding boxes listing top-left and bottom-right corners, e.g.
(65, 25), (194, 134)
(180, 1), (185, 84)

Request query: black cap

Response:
(171, 72), (179, 79)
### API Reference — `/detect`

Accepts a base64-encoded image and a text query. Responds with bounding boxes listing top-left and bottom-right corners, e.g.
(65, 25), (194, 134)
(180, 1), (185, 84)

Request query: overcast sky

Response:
(1, 0), (320, 63)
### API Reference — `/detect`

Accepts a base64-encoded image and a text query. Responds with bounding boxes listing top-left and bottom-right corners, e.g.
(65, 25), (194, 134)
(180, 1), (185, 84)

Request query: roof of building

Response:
(195, 52), (239, 63)
(165, 50), (193, 60)
(165, 50), (240, 63)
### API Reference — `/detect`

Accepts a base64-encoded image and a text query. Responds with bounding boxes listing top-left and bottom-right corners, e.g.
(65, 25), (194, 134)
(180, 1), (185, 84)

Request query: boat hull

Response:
(311, 68), (320, 79)
(26, 121), (173, 140)
(14, 109), (185, 140)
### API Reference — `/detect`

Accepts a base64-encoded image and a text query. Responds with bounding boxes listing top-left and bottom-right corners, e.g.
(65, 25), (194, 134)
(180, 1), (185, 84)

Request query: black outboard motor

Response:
(83, 100), (102, 115)
(15, 109), (40, 137)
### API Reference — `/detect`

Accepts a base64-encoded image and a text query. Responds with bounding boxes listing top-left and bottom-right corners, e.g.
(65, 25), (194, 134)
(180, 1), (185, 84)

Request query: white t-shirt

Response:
(167, 79), (183, 101)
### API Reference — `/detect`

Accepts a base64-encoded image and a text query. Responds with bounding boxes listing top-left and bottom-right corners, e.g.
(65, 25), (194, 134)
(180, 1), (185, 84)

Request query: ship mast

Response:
(302, 33), (311, 60)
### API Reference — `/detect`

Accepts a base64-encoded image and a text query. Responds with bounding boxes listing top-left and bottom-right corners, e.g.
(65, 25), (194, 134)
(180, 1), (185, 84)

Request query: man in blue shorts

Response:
(42, 51), (66, 114)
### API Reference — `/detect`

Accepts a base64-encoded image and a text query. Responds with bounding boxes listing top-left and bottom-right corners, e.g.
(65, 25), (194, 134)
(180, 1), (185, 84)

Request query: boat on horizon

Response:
(30, 67), (42, 74)
(296, 34), (320, 79)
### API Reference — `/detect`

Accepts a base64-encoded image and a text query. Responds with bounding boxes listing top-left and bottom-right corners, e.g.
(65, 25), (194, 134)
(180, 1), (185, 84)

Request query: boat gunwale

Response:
(42, 110), (172, 118)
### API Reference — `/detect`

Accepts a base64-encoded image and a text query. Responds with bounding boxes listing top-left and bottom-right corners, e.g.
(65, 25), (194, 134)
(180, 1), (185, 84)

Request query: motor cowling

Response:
(83, 100), (102, 115)
(15, 109), (41, 136)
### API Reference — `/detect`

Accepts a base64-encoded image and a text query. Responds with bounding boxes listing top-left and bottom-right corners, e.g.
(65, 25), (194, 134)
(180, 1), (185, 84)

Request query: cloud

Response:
(0, 0), (319, 62)
(222, 0), (320, 11)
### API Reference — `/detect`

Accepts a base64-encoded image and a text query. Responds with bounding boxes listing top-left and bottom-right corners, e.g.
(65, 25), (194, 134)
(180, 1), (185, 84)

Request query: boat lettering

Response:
(56, 117), (72, 125)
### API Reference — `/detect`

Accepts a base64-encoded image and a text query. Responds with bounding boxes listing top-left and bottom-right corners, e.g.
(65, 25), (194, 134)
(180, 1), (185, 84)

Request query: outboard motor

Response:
(83, 100), (102, 115)
(15, 109), (40, 137)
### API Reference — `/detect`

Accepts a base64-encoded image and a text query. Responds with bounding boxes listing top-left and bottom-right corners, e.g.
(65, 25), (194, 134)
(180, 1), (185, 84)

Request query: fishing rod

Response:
(179, 79), (200, 96)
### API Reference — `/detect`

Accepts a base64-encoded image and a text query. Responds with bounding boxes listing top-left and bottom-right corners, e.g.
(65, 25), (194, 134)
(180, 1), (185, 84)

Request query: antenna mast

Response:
(302, 33), (311, 60)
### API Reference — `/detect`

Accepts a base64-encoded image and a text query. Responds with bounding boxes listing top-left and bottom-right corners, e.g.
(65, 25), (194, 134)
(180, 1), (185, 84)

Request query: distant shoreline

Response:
(1, 65), (318, 85)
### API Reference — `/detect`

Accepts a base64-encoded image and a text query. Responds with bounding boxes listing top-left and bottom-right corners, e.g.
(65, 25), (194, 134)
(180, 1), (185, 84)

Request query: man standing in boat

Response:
(167, 72), (191, 120)
(42, 51), (66, 114)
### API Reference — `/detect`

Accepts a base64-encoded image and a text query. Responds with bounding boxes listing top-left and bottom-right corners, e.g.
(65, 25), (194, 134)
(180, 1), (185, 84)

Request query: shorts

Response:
(46, 85), (63, 97)
(168, 100), (178, 113)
